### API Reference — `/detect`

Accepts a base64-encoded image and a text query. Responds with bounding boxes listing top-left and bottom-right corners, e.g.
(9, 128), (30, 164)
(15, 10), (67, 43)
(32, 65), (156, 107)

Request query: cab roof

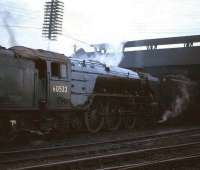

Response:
(10, 46), (68, 62)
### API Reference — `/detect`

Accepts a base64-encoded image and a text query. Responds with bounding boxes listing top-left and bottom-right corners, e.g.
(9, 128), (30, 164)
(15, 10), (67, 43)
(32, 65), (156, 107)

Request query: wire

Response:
(0, 25), (42, 30)
(61, 33), (92, 46)
(0, 24), (92, 46)
(0, 24), (199, 47)
(0, 2), (41, 15)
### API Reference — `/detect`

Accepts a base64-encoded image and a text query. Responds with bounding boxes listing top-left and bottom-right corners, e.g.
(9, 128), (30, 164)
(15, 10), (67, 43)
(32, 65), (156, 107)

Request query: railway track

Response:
(118, 154), (200, 170)
(7, 140), (200, 170)
(1, 127), (200, 170)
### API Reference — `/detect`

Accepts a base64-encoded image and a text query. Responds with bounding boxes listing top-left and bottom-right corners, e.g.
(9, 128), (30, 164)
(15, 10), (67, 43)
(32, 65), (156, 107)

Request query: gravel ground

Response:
(1, 124), (200, 152)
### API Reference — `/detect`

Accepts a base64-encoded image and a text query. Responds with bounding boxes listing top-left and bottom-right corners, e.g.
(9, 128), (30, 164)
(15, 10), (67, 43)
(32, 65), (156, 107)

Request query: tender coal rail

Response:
(1, 127), (200, 170)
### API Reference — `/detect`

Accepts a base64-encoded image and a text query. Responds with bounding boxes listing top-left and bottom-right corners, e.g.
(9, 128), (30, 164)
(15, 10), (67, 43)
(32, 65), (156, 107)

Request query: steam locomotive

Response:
(0, 45), (194, 140)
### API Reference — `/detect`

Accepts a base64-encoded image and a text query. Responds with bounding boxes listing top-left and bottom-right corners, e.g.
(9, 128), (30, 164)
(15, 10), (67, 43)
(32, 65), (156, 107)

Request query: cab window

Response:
(51, 62), (67, 78)
(61, 64), (67, 78)
(51, 62), (60, 77)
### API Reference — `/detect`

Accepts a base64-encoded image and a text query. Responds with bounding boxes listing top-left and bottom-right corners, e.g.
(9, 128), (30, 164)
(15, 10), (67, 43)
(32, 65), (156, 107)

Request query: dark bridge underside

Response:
(120, 35), (200, 80)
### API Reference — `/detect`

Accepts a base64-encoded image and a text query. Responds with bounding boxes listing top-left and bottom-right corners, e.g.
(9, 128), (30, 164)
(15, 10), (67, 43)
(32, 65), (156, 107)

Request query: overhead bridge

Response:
(119, 35), (200, 80)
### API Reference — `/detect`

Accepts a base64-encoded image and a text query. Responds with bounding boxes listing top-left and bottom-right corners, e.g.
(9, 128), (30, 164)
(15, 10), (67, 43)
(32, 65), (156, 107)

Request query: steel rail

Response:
(1, 127), (200, 155)
(0, 128), (200, 169)
(1, 127), (200, 166)
(109, 154), (200, 170)
(12, 141), (200, 170)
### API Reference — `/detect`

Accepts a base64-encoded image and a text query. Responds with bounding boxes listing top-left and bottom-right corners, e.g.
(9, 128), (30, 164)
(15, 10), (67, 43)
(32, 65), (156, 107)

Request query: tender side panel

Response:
(0, 49), (35, 109)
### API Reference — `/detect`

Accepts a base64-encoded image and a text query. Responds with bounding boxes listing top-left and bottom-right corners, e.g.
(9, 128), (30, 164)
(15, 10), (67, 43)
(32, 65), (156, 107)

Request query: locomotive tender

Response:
(0, 45), (159, 138)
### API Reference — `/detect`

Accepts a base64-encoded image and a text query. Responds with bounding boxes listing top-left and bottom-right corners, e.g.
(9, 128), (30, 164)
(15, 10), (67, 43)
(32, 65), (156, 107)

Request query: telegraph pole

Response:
(42, 0), (64, 41)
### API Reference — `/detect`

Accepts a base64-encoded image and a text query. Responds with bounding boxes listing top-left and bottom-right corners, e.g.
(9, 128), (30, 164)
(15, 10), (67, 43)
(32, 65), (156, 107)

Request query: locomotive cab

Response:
(35, 59), (48, 107)
(10, 46), (72, 111)
(48, 60), (71, 110)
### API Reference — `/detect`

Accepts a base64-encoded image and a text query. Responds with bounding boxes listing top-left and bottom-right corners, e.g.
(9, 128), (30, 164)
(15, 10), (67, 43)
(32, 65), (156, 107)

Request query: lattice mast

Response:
(42, 0), (64, 40)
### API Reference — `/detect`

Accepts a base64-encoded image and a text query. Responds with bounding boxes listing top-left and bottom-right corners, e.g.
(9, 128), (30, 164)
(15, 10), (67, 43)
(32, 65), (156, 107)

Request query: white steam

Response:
(2, 11), (17, 46)
(158, 76), (192, 123)
(74, 43), (124, 66)
(91, 52), (122, 66)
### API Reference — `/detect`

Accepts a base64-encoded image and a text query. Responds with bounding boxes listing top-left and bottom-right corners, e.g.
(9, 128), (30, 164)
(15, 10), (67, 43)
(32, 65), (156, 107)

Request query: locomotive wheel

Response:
(85, 103), (104, 133)
(105, 104), (122, 131)
(123, 113), (137, 129)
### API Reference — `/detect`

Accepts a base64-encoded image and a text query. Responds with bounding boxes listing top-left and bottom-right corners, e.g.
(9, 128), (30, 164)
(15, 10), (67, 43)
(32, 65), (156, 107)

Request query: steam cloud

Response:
(158, 76), (193, 123)
(2, 11), (17, 46)
(74, 43), (124, 66)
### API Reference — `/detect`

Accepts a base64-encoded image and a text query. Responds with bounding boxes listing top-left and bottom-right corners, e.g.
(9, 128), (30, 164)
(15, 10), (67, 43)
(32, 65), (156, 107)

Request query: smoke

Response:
(74, 43), (124, 66)
(2, 11), (17, 46)
(158, 76), (192, 123)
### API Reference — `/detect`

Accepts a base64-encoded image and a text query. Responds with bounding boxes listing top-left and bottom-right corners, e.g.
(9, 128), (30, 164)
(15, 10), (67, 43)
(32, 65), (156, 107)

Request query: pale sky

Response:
(0, 0), (200, 55)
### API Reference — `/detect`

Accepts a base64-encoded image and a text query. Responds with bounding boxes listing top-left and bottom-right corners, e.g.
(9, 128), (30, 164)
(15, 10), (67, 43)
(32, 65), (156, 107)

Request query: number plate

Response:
(52, 85), (68, 93)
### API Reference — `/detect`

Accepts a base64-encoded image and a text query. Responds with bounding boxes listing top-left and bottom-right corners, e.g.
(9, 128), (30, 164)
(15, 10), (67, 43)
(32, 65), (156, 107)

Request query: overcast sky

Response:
(0, 0), (200, 55)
